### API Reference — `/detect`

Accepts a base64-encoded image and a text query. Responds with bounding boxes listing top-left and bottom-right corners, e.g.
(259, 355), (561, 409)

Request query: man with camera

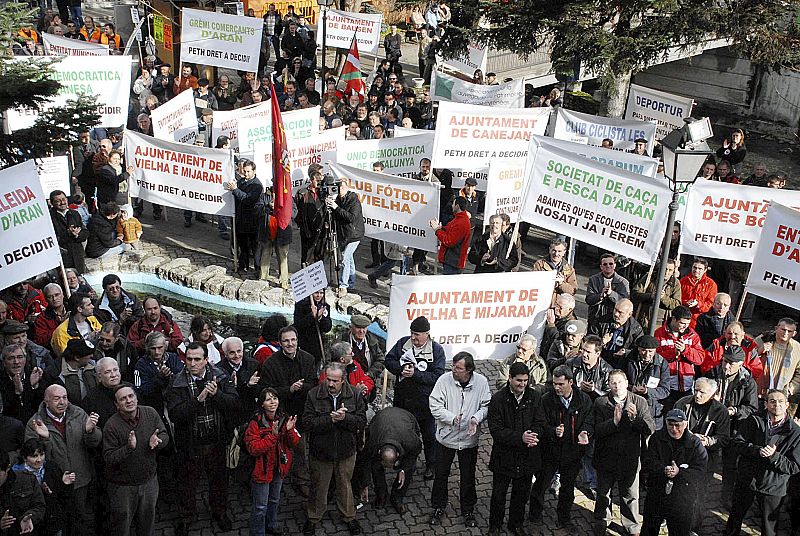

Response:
(295, 164), (325, 265)
(324, 177), (364, 298)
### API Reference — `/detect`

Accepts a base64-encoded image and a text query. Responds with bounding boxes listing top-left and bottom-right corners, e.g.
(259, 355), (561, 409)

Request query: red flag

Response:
(341, 35), (366, 101)
(270, 80), (292, 230)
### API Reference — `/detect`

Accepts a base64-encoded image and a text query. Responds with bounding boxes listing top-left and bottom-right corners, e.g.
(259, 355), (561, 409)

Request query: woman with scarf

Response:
(96, 150), (130, 206)
(245, 388), (300, 536)
(532, 238), (578, 305)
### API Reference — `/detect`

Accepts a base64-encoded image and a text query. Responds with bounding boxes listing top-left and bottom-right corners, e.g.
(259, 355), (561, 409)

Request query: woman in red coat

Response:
(245, 387), (301, 536)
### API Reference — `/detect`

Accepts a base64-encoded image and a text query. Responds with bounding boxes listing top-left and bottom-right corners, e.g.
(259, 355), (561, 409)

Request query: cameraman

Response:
(325, 178), (364, 298)
(295, 164), (325, 265)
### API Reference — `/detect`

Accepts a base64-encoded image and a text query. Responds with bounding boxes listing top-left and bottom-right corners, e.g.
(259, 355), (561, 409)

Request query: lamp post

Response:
(317, 0), (334, 78)
(648, 117), (715, 335)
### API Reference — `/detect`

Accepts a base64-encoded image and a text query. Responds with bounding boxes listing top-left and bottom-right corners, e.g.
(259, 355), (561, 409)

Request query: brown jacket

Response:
(532, 258), (577, 305)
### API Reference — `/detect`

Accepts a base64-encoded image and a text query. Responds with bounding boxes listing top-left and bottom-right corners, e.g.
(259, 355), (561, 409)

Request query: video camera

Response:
(320, 172), (341, 200)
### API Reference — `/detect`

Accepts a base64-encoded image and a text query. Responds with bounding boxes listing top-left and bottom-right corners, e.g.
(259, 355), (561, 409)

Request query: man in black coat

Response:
(642, 408), (708, 535)
(488, 362), (544, 536)
(529, 364), (593, 529)
(364, 406), (421, 515)
(467, 214), (518, 273)
(618, 335), (671, 430)
(225, 159), (264, 273)
(695, 292), (734, 349)
(326, 178), (364, 297)
(588, 298), (644, 369)
(48, 190), (87, 274)
(726, 389), (800, 536)
(592, 370), (655, 536)
(217, 336), (260, 426)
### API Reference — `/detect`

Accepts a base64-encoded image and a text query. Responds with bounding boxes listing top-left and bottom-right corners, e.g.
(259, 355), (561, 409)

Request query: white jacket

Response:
(429, 371), (491, 450)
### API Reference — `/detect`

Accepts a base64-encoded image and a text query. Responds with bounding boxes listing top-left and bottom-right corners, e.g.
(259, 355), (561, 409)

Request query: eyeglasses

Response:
(517, 345), (532, 351)
(601, 262), (615, 266)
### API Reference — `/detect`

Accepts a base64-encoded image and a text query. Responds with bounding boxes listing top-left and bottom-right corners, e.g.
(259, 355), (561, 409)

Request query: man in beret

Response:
(339, 314), (385, 384)
(385, 316), (445, 480)
(629, 137), (649, 157)
(3, 320), (54, 371)
(619, 335), (671, 429)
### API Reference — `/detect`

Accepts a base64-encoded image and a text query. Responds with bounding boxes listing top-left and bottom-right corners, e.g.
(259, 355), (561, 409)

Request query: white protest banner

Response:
(625, 84), (694, 141)
(238, 105), (320, 157)
(442, 42), (488, 75)
(253, 126), (345, 191)
(36, 156), (71, 196)
(290, 260), (328, 302)
(553, 108), (657, 152)
(212, 101), (271, 152)
(432, 101), (549, 169)
(519, 140), (671, 265)
(150, 89), (198, 145)
(125, 130), (235, 216)
(0, 161), (61, 289)
(533, 135), (659, 178)
(745, 203), (800, 309)
(337, 132), (434, 178)
(392, 126), (418, 138)
(316, 8), (382, 53)
(431, 70), (524, 108)
(329, 162), (439, 252)
(42, 32), (109, 56)
(5, 56), (131, 131)
(452, 168), (489, 190)
(180, 8), (263, 72)
(680, 180), (800, 263)
(484, 159), (527, 223)
(387, 271), (556, 359)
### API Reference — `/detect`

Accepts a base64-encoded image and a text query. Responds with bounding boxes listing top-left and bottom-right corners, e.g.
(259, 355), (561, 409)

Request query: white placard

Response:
(680, 180), (800, 263)
(36, 156), (71, 197)
(238, 105), (320, 158)
(150, 89), (198, 145)
(386, 271), (556, 359)
(452, 168), (489, 190)
(180, 8), (263, 72)
(41, 32), (109, 56)
(291, 260), (328, 302)
(553, 108), (657, 152)
(625, 84), (694, 141)
(533, 135), (659, 178)
(432, 101), (549, 169)
(519, 139), (671, 265)
(212, 101), (271, 152)
(441, 41), (488, 75)
(0, 161), (61, 288)
(316, 8), (383, 53)
(125, 130), (236, 216)
(745, 203), (800, 309)
(329, 162), (440, 252)
(484, 159), (527, 223)
(431, 70), (523, 108)
(337, 132), (434, 178)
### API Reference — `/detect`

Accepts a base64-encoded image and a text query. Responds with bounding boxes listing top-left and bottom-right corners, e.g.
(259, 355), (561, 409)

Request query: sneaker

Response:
(302, 520), (316, 535)
(338, 286), (348, 298)
(346, 520), (362, 535)
(429, 508), (444, 525)
(464, 512), (477, 528)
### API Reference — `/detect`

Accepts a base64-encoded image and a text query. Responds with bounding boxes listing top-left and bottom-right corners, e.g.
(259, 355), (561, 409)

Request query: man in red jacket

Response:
(700, 321), (762, 380)
(127, 297), (183, 355)
(654, 305), (704, 413)
(679, 258), (718, 329)
(429, 197), (471, 275)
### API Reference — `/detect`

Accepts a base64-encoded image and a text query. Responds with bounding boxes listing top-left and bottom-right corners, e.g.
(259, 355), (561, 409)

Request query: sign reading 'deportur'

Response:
(625, 84), (694, 141)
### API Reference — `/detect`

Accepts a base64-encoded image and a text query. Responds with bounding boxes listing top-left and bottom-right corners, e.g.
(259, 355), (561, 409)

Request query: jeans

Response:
(371, 259), (398, 279)
(339, 240), (359, 288)
(69, 5), (82, 26)
(99, 243), (130, 258)
(218, 216), (230, 234)
(431, 445), (478, 514)
(250, 476), (283, 536)
(580, 441), (597, 489)
(442, 263), (462, 275)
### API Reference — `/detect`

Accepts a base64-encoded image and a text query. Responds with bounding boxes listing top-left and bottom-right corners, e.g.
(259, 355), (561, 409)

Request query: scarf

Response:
(184, 367), (220, 444)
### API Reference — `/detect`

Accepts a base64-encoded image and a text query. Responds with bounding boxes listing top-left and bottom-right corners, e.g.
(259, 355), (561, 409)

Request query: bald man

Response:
(81, 357), (123, 427)
(589, 298), (644, 369)
(25, 384), (102, 534)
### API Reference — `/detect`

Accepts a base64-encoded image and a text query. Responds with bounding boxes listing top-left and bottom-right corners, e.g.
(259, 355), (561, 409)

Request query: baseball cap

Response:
(665, 409), (687, 423)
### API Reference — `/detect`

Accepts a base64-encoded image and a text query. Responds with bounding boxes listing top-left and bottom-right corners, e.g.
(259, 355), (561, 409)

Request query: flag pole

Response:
(335, 33), (358, 88)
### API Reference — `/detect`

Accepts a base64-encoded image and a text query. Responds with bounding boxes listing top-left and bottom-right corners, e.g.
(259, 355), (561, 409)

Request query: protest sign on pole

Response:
(441, 41), (488, 74)
(484, 159), (528, 224)
(36, 156), (71, 197)
(5, 56), (132, 131)
(238, 105), (320, 157)
(431, 70), (524, 108)
(533, 135), (659, 178)
(150, 89), (198, 145)
(0, 161), (61, 289)
(212, 101), (271, 152)
(316, 8), (383, 53)
(253, 126), (345, 191)
(680, 180), (800, 263)
(42, 33), (109, 56)
(290, 260), (328, 302)
(432, 101), (549, 169)
(745, 202), (800, 310)
(337, 132), (434, 178)
(180, 8), (263, 72)
(125, 130), (235, 216)
(328, 163), (439, 252)
(519, 139), (671, 265)
(386, 271), (556, 359)
(625, 84), (694, 141)
(553, 108), (657, 152)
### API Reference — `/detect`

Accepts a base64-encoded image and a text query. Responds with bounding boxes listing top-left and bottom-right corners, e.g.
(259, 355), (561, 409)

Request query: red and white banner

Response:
(745, 202), (800, 309)
(316, 8), (383, 53)
(386, 271), (556, 359)
(125, 130), (235, 216)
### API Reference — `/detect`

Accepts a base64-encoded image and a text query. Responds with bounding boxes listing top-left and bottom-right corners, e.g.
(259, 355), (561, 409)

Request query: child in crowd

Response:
(69, 192), (91, 226)
(116, 204), (143, 248)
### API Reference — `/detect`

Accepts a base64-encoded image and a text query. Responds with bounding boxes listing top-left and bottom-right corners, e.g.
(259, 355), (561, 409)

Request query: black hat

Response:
(2, 320), (28, 335)
(637, 335), (658, 349)
(464, 177), (478, 186)
(634, 137), (647, 144)
(410, 316), (430, 333)
(665, 409), (687, 422)
(65, 339), (94, 359)
(723, 345), (746, 363)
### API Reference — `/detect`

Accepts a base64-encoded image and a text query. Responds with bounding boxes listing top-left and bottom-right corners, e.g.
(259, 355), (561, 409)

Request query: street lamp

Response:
(648, 117), (715, 334)
(317, 0), (335, 79)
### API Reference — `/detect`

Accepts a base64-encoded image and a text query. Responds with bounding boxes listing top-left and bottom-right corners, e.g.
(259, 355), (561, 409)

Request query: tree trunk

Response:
(598, 71), (632, 118)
